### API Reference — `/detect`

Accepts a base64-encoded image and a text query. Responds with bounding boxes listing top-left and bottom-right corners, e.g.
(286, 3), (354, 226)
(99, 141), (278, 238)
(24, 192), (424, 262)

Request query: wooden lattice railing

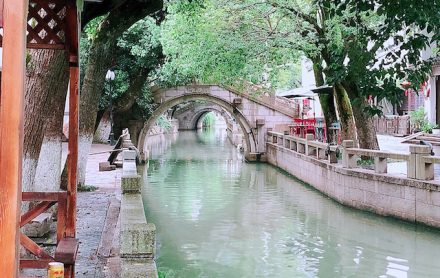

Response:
(0, 0), (69, 49)
(20, 191), (78, 276)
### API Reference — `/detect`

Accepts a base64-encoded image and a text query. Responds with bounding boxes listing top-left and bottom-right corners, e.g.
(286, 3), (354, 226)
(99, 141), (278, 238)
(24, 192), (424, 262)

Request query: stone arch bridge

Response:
(138, 85), (298, 161)
(173, 103), (232, 130)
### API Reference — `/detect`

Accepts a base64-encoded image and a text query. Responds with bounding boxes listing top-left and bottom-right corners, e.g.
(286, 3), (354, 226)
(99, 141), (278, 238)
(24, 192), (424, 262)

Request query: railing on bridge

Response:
(225, 85), (299, 118)
(267, 131), (440, 181)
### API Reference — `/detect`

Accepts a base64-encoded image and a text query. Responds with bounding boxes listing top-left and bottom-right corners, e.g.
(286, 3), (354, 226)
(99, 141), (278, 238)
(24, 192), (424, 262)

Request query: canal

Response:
(141, 129), (440, 278)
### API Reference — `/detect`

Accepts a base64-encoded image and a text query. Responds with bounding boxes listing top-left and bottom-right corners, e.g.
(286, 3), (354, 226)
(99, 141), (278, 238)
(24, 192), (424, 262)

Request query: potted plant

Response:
(422, 122), (439, 134)
(409, 107), (426, 133)
(410, 107), (438, 134)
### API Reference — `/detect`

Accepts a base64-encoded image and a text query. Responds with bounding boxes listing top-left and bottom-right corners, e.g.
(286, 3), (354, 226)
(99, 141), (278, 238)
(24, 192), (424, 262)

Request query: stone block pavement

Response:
(77, 143), (123, 278)
(21, 143), (123, 277)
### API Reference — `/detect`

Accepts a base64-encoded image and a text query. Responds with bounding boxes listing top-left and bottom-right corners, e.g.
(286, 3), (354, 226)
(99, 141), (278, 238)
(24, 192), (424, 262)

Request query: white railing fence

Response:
(267, 131), (440, 181)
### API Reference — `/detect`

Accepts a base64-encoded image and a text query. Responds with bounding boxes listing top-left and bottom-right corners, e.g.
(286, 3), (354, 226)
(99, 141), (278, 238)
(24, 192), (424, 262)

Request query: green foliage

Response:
(136, 86), (159, 120)
(422, 122), (438, 133)
(156, 115), (173, 130)
(158, 0), (302, 90)
(410, 107), (427, 130)
(357, 157), (374, 166)
(80, 0), (439, 125)
(202, 112), (216, 127)
(167, 0), (436, 114)
(117, 18), (163, 77)
(410, 107), (438, 133)
(82, 16), (163, 117)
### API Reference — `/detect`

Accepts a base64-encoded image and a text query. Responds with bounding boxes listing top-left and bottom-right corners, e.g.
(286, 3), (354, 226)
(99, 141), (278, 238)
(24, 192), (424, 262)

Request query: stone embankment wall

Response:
(226, 118), (243, 147)
(266, 142), (440, 228)
(120, 149), (158, 277)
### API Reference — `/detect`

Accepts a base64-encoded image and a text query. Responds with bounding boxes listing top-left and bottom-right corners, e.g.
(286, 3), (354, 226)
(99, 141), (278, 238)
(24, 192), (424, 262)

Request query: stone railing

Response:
(120, 150), (158, 278)
(268, 131), (339, 163)
(341, 140), (440, 181)
(266, 131), (440, 228)
(267, 131), (440, 181)
(225, 85), (299, 118)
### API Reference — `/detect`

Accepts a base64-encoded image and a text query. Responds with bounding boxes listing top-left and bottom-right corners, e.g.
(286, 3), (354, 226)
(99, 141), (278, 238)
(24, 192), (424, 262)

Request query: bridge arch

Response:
(138, 93), (257, 161)
(188, 107), (232, 130)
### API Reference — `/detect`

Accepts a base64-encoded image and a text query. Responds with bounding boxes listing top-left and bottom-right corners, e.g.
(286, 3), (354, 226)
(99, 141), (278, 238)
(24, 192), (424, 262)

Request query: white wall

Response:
(425, 76), (437, 124)
(301, 58), (323, 118)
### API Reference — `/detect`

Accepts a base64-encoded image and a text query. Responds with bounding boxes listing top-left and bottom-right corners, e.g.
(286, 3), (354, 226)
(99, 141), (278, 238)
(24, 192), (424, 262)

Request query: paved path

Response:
(76, 191), (115, 277)
(21, 144), (122, 277)
(76, 143), (123, 278)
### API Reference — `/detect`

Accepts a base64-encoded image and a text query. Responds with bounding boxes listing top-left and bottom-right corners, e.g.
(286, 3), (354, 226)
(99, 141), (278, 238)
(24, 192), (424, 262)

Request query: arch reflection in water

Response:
(141, 129), (440, 278)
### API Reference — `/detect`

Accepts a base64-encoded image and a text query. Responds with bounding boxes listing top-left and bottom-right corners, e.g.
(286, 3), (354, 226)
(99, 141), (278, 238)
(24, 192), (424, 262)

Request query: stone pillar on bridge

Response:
(256, 119), (266, 154)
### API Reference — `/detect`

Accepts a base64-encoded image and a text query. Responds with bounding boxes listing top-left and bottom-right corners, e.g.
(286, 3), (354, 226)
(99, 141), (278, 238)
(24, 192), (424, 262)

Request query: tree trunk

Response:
(333, 84), (357, 145)
(34, 78), (68, 192)
(343, 82), (379, 150)
(312, 60), (338, 142)
(77, 1), (163, 187)
(23, 49), (69, 192)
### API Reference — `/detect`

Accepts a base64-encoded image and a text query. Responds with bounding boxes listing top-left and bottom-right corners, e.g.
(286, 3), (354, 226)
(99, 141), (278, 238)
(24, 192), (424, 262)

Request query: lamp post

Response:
(106, 69), (116, 145)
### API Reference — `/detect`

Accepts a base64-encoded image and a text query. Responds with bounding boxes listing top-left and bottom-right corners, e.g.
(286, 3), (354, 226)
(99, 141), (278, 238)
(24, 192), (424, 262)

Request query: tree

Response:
(23, 49), (69, 192)
(159, 0), (302, 89)
(76, 0), (163, 187)
(175, 0), (438, 149)
(103, 17), (163, 144)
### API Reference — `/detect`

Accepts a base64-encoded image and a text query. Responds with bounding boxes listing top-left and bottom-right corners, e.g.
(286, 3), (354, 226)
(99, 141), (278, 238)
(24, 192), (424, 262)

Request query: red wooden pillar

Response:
(66, 65), (79, 238)
(65, 1), (80, 239)
(0, 0), (28, 276)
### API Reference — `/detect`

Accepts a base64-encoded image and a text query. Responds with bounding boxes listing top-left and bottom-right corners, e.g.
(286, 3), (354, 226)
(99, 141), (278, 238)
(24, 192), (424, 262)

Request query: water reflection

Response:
(141, 129), (440, 278)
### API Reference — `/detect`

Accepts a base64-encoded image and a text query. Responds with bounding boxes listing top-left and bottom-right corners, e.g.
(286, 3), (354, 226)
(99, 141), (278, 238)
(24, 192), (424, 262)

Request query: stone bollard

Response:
(120, 194), (157, 277)
(122, 139), (134, 149)
(408, 145), (433, 180)
(122, 150), (141, 193)
(342, 140), (356, 168)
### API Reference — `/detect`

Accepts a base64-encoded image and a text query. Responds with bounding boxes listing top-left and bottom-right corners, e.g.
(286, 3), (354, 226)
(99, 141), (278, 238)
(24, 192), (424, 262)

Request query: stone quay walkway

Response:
(21, 143), (123, 277)
(75, 143), (123, 277)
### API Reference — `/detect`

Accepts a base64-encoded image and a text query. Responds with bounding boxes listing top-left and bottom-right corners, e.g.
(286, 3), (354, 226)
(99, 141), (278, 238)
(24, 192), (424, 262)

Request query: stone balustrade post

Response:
(317, 147), (326, 160)
(305, 134), (315, 156)
(328, 149), (338, 163)
(284, 138), (290, 149)
(121, 150), (141, 193)
(342, 140), (356, 168)
(374, 157), (387, 174)
(297, 140), (305, 154)
(408, 145), (433, 180)
(290, 140), (297, 151)
(277, 135), (283, 146)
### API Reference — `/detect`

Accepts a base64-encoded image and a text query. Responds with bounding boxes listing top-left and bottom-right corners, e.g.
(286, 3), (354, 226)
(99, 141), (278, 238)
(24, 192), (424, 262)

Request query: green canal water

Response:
(141, 129), (440, 278)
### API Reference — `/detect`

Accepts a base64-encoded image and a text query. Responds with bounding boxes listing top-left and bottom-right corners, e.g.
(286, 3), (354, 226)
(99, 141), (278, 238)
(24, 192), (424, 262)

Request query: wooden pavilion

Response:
(0, 0), (80, 276)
